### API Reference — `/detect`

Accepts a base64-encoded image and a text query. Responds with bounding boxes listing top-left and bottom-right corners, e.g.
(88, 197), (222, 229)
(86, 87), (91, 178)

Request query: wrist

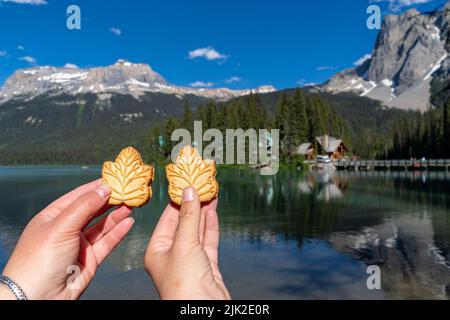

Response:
(1, 267), (34, 300)
(0, 284), (16, 300)
(0, 273), (29, 300)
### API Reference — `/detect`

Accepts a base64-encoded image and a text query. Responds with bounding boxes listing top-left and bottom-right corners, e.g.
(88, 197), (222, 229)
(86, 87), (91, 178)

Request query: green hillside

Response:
(0, 92), (206, 164)
(0, 87), (448, 165)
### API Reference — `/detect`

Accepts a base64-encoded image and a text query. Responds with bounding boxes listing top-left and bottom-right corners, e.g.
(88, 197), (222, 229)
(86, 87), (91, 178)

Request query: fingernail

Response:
(182, 187), (196, 202)
(125, 217), (135, 227)
(95, 184), (111, 199)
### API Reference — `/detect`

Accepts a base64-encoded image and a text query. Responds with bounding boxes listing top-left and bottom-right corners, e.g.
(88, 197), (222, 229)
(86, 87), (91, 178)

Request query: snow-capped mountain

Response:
(0, 59), (275, 105)
(321, 2), (450, 111)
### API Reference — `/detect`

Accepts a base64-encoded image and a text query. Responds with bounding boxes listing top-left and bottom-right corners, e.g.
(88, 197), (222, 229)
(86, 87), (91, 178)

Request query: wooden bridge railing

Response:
(334, 159), (450, 170)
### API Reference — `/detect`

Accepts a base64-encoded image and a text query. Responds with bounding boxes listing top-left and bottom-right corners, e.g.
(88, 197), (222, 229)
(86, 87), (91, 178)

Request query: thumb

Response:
(53, 184), (111, 234)
(174, 187), (201, 245)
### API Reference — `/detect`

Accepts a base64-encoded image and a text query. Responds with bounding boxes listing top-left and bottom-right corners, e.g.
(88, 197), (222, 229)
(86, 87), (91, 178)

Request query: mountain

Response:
(0, 59), (275, 105)
(3, 4), (449, 164)
(0, 91), (207, 164)
(321, 2), (450, 111)
(0, 60), (276, 164)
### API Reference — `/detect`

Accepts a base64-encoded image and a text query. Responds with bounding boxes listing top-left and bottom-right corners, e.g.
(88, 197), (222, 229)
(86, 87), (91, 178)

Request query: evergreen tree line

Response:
(144, 89), (350, 165)
(386, 101), (450, 159)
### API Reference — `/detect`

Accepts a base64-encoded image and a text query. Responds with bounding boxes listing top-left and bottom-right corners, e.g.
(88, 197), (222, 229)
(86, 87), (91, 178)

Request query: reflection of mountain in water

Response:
(330, 213), (450, 299)
(215, 169), (450, 299)
(1, 168), (450, 299)
(101, 170), (450, 299)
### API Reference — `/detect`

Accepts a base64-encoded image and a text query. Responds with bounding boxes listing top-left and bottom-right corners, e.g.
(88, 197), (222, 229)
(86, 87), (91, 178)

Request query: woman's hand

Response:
(145, 187), (230, 300)
(0, 179), (134, 300)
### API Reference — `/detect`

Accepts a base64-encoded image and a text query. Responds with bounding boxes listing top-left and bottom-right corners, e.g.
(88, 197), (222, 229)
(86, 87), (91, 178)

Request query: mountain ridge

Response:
(320, 1), (450, 111)
(0, 59), (276, 105)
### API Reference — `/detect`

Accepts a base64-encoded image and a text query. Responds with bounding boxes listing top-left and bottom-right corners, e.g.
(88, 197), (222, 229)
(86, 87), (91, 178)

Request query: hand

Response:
(0, 179), (134, 300)
(145, 187), (230, 300)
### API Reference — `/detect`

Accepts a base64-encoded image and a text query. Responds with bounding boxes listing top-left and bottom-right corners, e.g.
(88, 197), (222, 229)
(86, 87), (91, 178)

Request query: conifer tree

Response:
(246, 94), (257, 129)
(182, 98), (193, 133)
(254, 94), (266, 128)
(217, 105), (228, 131)
(292, 89), (309, 145)
(309, 96), (326, 140)
(144, 125), (165, 164)
(276, 92), (295, 162)
(195, 104), (208, 125)
(228, 102), (240, 129)
(236, 102), (247, 129)
(163, 117), (180, 159)
(206, 100), (218, 129)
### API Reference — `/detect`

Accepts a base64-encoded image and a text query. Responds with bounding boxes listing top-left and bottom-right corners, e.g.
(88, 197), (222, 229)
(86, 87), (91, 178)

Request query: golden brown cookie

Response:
(166, 145), (219, 205)
(102, 146), (154, 207)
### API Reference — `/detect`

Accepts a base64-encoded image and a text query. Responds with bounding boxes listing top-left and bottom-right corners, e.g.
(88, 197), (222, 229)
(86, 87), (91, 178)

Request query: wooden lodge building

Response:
(296, 134), (348, 161)
(296, 142), (315, 160)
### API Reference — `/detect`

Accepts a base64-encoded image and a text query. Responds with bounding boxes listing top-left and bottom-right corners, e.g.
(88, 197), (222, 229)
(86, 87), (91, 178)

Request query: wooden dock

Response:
(334, 159), (450, 171)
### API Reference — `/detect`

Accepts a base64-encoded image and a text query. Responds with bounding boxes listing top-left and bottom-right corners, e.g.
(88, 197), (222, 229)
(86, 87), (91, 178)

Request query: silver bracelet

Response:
(0, 275), (28, 300)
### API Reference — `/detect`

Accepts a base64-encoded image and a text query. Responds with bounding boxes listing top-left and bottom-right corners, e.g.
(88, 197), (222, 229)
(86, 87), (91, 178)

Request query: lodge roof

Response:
(296, 142), (313, 155)
(315, 135), (344, 153)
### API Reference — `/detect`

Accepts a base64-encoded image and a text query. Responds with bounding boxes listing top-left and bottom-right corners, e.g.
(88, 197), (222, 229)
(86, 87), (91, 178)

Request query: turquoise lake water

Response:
(0, 166), (449, 299)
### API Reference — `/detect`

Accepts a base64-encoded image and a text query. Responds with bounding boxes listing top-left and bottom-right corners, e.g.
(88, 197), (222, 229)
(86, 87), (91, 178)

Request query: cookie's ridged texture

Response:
(166, 145), (219, 205)
(102, 147), (154, 207)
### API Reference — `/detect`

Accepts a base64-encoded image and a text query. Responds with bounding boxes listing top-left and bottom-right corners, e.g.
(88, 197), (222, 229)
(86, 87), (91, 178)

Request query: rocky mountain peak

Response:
(322, 2), (450, 111)
(0, 60), (275, 104)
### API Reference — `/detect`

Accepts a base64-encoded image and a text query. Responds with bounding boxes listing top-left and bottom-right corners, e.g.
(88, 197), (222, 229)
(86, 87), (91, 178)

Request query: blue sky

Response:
(0, 0), (447, 90)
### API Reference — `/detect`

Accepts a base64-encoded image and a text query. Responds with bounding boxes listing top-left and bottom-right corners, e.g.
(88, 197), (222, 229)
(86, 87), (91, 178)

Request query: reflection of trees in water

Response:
(344, 171), (450, 265)
(217, 169), (384, 247)
(389, 172), (450, 263)
(336, 171), (450, 210)
(218, 169), (450, 299)
(2, 168), (450, 298)
(325, 171), (450, 299)
(390, 171), (450, 209)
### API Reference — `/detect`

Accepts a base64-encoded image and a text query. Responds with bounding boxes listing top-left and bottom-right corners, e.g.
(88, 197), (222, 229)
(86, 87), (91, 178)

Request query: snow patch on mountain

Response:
(424, 54), (448, 81)
(321, 2), (450, 112)
(0, 59), (275, 105)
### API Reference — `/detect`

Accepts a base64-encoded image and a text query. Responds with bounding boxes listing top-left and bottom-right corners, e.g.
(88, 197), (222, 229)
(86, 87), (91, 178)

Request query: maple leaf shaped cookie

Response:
(102, 147), (154, 207)
(166, 145), (219, 205)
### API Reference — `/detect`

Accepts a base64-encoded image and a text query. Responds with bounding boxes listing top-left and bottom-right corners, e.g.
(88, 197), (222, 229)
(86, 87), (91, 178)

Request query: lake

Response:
(0, 166), (449, 299)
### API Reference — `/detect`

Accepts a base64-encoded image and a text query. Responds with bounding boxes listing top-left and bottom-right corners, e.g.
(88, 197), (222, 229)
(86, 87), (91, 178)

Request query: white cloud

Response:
(188, 47), (228, 61)
(63, 63), (79, 69)
(316, 66), (337, 71)
(19, 56), (37, 64)
(190, 81), (214, 88)
(370, 0), (431, 12)
(110, 27), (122, 36)
(17, 45), (25, 50)
(0, 50), (8, 57)
(0, 0), (47, 5)
(225, 76), (242, 83)
(353, 53), (372, 66)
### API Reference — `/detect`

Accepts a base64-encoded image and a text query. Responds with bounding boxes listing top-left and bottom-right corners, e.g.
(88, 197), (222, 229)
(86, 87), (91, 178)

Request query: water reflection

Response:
(296, 173), (348, 201)
(0, 167), (449, 299)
